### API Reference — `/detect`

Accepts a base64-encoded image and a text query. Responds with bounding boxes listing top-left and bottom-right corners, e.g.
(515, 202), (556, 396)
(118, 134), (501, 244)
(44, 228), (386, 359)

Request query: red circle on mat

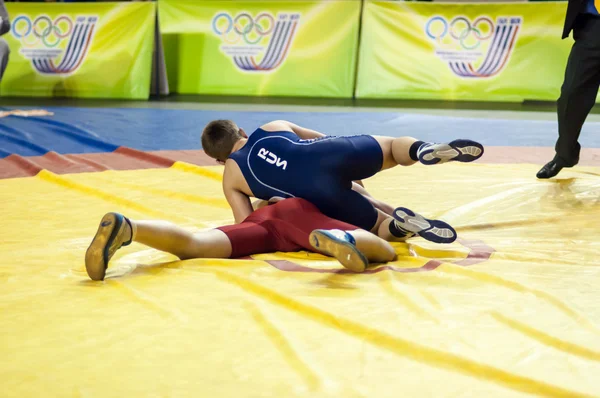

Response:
(264, 238), (495, 274)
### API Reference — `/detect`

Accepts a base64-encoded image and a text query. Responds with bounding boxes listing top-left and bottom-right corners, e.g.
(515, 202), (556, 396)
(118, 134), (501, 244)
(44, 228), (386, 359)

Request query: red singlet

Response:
(217, 198), (358, 258)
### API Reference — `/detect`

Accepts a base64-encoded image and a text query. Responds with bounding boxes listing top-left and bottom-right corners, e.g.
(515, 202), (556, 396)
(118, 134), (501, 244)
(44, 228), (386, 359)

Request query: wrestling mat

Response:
(1, 106), (599, 397)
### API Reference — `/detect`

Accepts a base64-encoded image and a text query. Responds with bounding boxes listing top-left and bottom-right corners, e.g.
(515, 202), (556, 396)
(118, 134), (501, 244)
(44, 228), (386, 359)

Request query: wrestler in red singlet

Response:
(217, 198), (359, 258)
(85, 198), (381, 281)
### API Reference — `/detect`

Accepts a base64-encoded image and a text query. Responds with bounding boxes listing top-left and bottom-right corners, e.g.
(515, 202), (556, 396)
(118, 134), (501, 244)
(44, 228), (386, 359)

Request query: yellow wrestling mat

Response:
(1, 163), (600, 397)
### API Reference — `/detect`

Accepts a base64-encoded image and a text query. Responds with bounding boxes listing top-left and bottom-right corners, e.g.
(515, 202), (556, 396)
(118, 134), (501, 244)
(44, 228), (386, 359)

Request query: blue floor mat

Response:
(1, 106), (599, 158)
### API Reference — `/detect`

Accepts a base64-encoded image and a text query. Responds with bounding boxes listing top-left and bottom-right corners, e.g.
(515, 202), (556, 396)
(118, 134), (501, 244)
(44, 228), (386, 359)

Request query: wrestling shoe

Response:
(393, 207), (456, 244)
(85, 212), (132, 281)
(417, 139), (484, 165)
(309, 229), (368, 273)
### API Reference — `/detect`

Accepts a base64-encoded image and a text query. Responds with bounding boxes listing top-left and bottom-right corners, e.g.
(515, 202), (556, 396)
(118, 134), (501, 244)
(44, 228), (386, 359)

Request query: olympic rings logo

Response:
(11, 15), (73, 48)
(425, 16), (494, 50)
(212, 12), (275, 45)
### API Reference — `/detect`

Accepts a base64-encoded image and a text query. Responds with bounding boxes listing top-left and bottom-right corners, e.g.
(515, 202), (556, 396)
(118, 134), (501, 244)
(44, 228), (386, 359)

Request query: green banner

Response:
(1, 2), (155, 99)
(356, 1), (574, 102)
(158, 0), (361, 98)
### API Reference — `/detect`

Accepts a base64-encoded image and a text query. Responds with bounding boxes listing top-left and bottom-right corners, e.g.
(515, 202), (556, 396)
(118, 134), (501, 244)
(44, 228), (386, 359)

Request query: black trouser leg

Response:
(0, 39), (8, 82)
(556, 15), (600, 165)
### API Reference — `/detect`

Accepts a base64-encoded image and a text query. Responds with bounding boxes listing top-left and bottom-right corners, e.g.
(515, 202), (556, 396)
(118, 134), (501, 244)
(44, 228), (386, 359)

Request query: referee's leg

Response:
(539, 16), (600, 178)
(0, 39), (9, 82)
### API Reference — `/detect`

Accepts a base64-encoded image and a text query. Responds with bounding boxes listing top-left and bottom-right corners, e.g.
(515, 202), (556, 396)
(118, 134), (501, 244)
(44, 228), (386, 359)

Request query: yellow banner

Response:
(357, 1), (573, 102)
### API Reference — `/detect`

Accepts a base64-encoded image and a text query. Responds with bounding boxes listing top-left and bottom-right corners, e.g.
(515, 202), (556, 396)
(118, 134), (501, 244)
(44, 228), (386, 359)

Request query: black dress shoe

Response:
(536, 158), (575, 179)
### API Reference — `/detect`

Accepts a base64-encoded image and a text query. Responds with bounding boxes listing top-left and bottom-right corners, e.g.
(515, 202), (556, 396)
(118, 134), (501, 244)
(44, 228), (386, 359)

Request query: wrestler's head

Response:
(201, 119), (247, 164)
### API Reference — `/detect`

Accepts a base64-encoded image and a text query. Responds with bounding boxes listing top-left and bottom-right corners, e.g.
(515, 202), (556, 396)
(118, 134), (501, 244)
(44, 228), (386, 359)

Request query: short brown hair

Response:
(201, 120), (243, 161)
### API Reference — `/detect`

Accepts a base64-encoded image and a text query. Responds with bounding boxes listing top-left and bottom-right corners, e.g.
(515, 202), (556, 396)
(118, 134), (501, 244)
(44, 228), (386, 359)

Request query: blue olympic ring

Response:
(425, 16), (447, 40)
(12, 15), (32, 38)
(212, 12), (232, 35)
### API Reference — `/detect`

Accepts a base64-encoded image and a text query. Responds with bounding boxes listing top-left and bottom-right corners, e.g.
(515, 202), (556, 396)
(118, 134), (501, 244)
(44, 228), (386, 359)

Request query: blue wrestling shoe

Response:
(309, 229), (368, 273)
(85, 212), (132, 281)
(393, 207), (456, 244)
(417, 139), (484, 165)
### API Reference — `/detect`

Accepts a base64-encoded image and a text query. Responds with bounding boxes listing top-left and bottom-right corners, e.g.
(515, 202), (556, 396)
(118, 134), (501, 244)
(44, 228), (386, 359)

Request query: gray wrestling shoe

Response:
(85, 212), (132, 281)
(393, 207), (457, 244)
(309, 229), (368, 273)
(417, 139), (484, 165)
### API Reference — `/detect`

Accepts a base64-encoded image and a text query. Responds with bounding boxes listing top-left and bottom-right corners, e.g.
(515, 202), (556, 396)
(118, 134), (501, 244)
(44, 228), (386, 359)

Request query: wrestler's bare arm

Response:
(223, 162), (254, 223)
(260, 120), (326, 140)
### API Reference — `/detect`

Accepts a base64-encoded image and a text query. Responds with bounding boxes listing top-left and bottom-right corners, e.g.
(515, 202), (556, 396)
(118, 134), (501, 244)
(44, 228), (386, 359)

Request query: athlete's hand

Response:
(268, 196), (286, 204)
(252, 199), (270, 210)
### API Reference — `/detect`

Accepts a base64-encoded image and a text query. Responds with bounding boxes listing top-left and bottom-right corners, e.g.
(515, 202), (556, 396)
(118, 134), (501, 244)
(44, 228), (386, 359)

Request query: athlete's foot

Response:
(393, 207), (456, 244)
(417, 139), (484, 165)
(85, 212), (133, 281)
(309, 229), (368, 273)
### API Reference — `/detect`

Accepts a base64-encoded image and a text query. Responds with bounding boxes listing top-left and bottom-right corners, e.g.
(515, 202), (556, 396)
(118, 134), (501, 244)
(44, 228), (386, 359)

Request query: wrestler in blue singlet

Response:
(228, 128), (383, 231)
